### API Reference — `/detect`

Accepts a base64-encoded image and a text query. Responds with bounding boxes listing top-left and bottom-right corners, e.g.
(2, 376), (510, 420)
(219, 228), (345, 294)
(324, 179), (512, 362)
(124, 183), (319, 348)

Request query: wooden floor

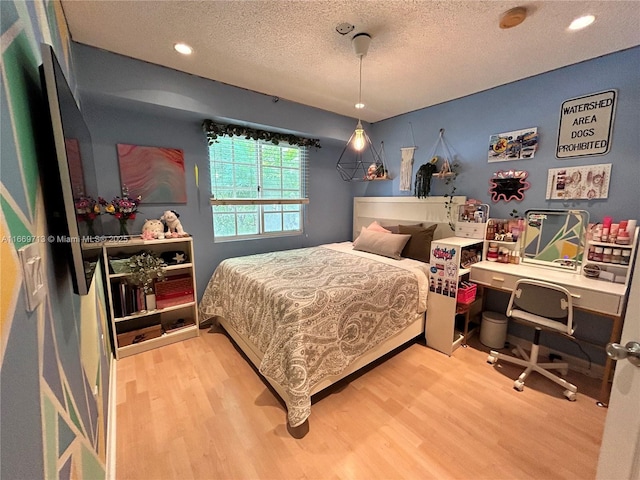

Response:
(116, 327), (607, 479)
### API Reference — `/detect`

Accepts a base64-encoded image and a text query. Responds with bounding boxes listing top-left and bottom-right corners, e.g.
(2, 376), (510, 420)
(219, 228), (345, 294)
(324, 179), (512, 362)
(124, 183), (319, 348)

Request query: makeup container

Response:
(602, 247), (613, 263)
(611, 249), (622, 264)
(602, 216), (612, 243)
(609, 224), (620, 244)
(593, 247), (604, 262)
(626, 219), (637, 235)
(621, 250), (631, 265)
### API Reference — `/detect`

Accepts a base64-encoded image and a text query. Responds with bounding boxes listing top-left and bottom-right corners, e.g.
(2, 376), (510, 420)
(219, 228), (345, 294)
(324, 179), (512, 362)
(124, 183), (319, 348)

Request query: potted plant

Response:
(127, 251), (166, 310)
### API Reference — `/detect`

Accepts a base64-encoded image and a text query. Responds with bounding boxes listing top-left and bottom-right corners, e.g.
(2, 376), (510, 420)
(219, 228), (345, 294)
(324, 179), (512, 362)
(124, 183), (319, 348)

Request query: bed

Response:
(199, 196), (465, 435)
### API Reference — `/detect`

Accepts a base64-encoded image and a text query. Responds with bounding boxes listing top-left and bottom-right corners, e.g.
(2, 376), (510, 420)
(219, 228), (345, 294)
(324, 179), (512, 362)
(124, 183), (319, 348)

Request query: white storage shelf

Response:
(103, 237), (199, 359)
(426, 236), (484, 356)
(582, 227), (638, 287)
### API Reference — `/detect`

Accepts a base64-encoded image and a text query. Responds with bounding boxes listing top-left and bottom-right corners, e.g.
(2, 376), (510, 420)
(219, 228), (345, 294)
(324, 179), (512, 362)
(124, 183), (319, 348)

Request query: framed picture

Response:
(488, 127), (538, 163)
(117, 144), (186, 203)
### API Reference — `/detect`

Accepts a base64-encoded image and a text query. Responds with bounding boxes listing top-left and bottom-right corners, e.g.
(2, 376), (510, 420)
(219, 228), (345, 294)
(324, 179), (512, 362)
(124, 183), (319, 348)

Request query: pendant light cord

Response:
(358, 56), (363, 108)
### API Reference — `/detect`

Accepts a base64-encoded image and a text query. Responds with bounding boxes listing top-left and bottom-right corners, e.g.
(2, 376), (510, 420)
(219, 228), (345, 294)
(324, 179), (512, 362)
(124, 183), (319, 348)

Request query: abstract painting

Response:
(117, 144), (186, 203)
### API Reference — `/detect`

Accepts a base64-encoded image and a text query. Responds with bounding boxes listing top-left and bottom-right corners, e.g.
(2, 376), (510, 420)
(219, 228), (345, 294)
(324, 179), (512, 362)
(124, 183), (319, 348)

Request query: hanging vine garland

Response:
(202, 119), (321, 148)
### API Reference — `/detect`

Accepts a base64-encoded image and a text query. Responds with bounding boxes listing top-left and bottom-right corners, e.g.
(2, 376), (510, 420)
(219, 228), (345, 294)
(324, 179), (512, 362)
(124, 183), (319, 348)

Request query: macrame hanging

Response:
(400, 123), (417, 191)
(414, 128), (455, 198)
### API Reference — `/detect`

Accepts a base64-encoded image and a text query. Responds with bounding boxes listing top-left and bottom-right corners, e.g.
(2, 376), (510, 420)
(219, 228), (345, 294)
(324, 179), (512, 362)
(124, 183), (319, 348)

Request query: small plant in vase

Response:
(127, 251), (166, 310)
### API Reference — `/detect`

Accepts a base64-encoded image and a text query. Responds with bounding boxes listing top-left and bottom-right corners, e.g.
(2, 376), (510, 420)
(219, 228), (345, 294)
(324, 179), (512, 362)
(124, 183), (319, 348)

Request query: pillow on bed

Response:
(398, 223), (437, 263)
(386, 223), (423, 234)
(366, 221), (392, 233)
(353, 227), (411, 259)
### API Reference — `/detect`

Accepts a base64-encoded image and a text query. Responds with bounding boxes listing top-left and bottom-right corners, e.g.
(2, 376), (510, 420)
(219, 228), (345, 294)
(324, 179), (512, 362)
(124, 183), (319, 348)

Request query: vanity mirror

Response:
(521, 209), (589, 271)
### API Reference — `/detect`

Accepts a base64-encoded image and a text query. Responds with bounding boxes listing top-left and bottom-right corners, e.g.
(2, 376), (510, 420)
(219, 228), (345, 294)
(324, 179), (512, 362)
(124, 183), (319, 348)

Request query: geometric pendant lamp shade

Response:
(336, 123), (383, 182)
(336, 32), (387, 182)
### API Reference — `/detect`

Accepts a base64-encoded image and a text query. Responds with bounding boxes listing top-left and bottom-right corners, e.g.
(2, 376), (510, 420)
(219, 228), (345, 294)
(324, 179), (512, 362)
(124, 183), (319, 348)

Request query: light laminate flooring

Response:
(116, 327), (606, 479)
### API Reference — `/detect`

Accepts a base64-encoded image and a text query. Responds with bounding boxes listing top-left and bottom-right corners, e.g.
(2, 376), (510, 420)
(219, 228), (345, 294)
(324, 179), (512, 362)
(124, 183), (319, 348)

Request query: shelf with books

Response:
(102, 236), (198, 359)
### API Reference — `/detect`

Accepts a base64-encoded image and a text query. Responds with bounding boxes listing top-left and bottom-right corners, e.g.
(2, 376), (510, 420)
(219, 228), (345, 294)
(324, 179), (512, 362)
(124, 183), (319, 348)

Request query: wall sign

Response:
(556, 90), (616, 158)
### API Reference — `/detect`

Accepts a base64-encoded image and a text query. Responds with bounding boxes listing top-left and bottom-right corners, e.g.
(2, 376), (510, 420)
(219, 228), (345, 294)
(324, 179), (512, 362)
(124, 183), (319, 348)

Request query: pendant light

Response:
(336, 33), (386, 182)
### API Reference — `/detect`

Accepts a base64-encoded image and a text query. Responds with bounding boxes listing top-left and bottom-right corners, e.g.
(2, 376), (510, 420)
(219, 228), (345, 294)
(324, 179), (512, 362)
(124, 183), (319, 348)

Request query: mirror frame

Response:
(520, 209), (589, 271)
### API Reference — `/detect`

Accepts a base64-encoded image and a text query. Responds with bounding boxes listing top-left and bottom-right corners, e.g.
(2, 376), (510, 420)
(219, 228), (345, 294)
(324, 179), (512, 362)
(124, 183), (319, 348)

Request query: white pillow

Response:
(353, 227), (411, 260)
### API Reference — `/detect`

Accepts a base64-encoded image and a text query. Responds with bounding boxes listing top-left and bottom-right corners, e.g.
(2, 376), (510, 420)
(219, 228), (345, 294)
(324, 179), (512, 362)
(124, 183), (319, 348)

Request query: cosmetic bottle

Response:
(602, 216), (612, 243)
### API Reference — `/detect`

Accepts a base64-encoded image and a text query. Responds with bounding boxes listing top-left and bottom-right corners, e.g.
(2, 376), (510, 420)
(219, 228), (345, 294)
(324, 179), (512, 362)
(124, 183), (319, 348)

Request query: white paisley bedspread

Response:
(199, 242), (429, 427)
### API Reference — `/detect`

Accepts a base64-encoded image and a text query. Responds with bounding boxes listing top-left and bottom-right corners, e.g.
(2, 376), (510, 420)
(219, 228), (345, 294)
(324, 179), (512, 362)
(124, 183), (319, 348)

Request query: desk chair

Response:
(487, 279), (578, 401)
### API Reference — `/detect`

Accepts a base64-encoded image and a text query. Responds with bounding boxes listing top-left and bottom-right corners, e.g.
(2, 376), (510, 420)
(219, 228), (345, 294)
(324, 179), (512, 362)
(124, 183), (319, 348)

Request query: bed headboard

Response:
(353, 196), (467, 241)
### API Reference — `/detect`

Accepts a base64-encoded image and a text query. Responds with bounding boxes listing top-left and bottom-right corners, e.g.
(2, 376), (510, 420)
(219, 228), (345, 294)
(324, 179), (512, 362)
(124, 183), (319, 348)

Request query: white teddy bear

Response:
(161, 210), (187, 236)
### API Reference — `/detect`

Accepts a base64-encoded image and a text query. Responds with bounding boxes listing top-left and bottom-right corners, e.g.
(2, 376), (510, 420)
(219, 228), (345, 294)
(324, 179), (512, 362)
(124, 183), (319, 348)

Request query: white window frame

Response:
(208, 136), (308, 241)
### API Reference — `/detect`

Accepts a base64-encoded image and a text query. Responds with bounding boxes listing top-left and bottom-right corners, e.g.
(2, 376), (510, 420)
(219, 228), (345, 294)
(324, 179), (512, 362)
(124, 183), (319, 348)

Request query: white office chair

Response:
(487, 279), (578, 401)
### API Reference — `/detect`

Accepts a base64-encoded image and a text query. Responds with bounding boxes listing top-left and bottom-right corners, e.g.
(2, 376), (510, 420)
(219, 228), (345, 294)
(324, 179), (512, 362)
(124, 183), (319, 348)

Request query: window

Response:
(208, 136), (308, 240)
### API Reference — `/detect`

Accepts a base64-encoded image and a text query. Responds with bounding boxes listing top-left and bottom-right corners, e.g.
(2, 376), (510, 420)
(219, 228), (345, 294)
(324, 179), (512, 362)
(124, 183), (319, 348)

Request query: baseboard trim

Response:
(105, 357), (117, 480)
(506, 334), (604, 380)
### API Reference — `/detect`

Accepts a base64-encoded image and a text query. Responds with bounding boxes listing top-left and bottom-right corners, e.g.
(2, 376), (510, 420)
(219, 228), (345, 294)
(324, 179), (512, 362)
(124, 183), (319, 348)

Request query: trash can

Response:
(480, 311), (508, 349)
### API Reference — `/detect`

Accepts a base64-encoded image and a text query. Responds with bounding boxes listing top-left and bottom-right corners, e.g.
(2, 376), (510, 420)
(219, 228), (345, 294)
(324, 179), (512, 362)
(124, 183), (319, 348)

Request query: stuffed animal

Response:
(141, 219), (165, 239)
(161, 210), (187, 236)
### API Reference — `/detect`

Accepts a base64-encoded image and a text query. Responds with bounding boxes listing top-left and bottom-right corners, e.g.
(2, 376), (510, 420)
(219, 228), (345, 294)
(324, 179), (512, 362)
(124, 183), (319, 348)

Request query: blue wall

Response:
(74, 41), (639, 365)
(368, 47), (640, 222)
(73, 43), (356, 294)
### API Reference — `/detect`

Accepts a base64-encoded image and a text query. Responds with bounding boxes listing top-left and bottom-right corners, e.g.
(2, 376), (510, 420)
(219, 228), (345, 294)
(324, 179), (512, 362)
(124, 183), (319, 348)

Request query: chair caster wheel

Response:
(513, 380), (524, 391)
(487, 355), (497, 364)
(564, 390), (577, 401)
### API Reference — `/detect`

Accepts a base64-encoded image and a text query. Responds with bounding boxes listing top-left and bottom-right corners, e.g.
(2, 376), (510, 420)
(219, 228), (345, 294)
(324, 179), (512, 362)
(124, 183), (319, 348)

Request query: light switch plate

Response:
(18, 242), (47, 312)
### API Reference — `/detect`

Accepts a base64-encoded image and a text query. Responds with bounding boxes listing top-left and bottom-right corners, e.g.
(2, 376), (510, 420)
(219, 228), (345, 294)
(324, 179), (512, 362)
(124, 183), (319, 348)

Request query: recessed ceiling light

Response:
(174, 43), (193, 55)
(569, 15), (595, 31)
(355, 102), (365, 109)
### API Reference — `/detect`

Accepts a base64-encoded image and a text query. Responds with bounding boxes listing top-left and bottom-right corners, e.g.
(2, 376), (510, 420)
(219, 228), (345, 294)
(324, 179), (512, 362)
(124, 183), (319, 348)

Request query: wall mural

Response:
(0, 1), (109, 478)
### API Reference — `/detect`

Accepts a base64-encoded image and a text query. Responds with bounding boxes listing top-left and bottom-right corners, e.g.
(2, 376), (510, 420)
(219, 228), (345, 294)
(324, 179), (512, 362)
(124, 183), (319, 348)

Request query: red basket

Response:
(457, 283), (477, 304)
(155, 274), (194, 309)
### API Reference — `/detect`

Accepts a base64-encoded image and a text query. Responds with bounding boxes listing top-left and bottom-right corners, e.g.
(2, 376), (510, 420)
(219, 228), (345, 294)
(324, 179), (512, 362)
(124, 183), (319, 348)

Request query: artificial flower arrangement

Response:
(74, 195), (101, 235)
(99, 191), (141, 235)
(127, 251), (166, 294)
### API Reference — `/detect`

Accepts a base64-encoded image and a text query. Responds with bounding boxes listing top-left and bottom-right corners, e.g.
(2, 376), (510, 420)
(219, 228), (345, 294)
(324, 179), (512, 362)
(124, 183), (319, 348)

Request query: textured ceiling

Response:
(61, 1), (640, 123)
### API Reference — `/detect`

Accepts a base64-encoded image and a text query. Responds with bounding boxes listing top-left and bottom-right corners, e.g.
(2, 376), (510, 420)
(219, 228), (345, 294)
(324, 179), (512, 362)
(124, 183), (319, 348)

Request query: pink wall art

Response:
(117, 144), (186, 203)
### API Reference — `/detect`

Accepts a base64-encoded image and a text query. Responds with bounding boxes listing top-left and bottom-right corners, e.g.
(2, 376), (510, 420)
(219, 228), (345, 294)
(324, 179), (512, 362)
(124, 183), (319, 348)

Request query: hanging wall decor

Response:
(400, 123), (417, 192)
(489, 170), (530, 202)
(117, 144), (187, 204)
(488, 127), (538, 162)
(556, 90), (616, 159)
(545, 163), (611, 200)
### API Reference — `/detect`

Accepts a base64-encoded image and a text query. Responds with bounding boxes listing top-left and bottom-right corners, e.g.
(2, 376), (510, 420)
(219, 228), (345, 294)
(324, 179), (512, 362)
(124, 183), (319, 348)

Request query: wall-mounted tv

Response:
(39, 43), (102, 295)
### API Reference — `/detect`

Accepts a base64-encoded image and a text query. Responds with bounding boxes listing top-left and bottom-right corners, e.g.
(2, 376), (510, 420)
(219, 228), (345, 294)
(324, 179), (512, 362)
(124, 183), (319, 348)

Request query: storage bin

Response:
(117, 324), (162, 347)
(480, 311), (508, 349)
(457, 283), (477, 304)
(155, 274), (194, 309)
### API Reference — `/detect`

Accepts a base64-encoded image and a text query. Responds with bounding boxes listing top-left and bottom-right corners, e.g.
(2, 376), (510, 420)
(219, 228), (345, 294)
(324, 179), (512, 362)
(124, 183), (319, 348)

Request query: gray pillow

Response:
(353, 227), (411, 260)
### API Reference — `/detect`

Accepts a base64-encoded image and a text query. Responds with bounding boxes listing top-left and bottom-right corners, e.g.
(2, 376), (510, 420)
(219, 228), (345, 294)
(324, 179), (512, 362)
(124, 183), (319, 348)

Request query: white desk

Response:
(470, 260), (629, 405)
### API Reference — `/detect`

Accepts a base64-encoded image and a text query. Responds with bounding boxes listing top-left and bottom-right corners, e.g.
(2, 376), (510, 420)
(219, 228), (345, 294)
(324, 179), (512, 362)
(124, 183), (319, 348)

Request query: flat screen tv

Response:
(39, 43), (103, 295)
